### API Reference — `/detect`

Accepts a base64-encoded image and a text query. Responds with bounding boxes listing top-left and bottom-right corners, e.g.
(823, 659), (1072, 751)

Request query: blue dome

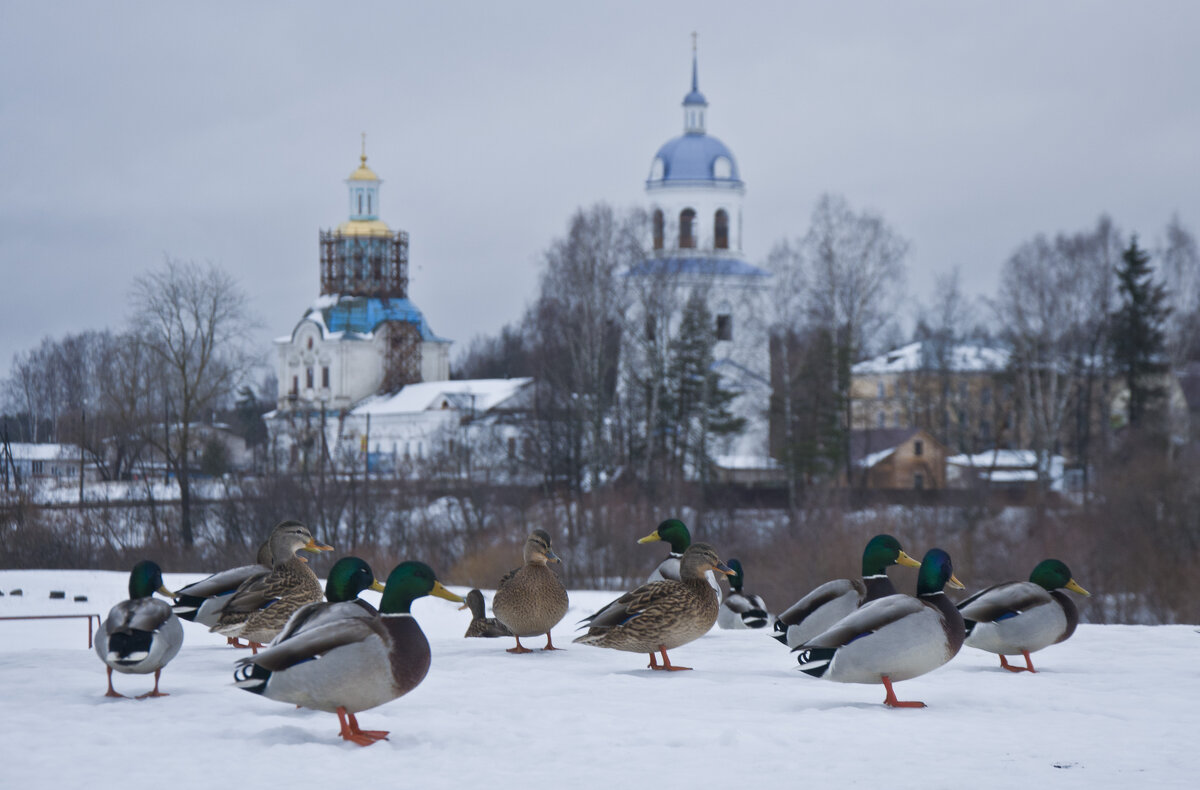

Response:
(649, 133), (742, 185)
(683, 89), (707, 106)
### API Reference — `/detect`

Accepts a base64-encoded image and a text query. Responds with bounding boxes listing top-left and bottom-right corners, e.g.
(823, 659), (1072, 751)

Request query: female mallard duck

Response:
(235, 561), (463, 746)
(773, 534), (920, 648)
(638, 518), (721, 600)
(958, 559), (1090, 673)
(96, 560), (184, 699)
(717, 558), (771, 629)
(271, 556), (387, 641)
(211, 521), (333, 650)
(574, 543), (734, 670)
(460, 588), (514, 638)
(491, 529), (569, 653)
(174, 521), (305, 646)
(794, 548), (965, 708)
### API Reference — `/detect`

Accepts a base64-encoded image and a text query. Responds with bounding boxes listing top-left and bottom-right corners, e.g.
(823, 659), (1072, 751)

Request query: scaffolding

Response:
(319, 229), (409, 299)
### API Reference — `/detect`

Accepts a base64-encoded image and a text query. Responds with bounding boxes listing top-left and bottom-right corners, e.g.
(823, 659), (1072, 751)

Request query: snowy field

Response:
(0, 569), (1195, 789)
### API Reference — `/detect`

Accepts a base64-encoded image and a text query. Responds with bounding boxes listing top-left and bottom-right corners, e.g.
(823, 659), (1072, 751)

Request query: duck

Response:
(492, 529), (570, 653)
(794, 548), (965, 708)
(638, 518), (721, 600)
(95, 560), (184, 699)
(773, 533), (920, 648)
(574, 543), (734, 670)
(957, 559), (1090, 673)
(234, 561), (463, 746)
(460, 588), (514, 638)
(717, 558), (771, 629)
(271, 556), (386, 641)
(172, 523), (292, 646)
(211, 521), (333, 650)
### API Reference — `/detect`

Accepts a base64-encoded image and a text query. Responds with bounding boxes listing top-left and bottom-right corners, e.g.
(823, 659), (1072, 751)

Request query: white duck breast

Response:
(959, 581), (1066, 654)
(96, 598), (184, 673)
(777, 578), (862, 648)
(803, 594), (957, 684)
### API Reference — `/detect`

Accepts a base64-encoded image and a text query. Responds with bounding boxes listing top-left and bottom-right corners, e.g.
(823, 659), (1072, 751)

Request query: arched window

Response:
(367, 192), (372, 215)
(679, 209), (696, 249)
(652, 210), (664, 250)
(714, 209), (729, 249)
(358, 192), (363, 214)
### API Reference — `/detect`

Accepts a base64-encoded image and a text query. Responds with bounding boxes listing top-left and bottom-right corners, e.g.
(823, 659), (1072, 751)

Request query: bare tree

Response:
(1158, 215), (1200, 368)
(801, 193), (910, 482)
(130, 258), (259, 548)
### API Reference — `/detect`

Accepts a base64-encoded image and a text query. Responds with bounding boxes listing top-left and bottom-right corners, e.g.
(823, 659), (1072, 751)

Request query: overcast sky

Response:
(2, 1), (1197, 379)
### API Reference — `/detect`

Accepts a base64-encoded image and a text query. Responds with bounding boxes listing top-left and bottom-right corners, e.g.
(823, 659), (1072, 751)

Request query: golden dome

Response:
(347, 153), (380, 182)
(336, 219), (392, 237)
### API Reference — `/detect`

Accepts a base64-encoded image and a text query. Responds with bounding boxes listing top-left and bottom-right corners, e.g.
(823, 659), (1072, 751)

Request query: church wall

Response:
(647, 184), (744, 253)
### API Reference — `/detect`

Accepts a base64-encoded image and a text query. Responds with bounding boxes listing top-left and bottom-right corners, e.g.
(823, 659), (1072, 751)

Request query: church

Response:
(626, 43), (775, 474)
(270, 42), (775, 477)
(273, 146), (451, 411)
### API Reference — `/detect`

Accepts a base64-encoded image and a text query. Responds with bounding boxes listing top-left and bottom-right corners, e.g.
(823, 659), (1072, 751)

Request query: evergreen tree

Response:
(659, 290), (745, 481)
(1110, 236), (1171, 432)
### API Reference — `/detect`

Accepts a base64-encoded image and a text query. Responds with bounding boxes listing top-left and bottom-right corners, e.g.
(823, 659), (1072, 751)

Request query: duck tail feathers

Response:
(795, 647), (835, 678)
(233, 661), (270, 695)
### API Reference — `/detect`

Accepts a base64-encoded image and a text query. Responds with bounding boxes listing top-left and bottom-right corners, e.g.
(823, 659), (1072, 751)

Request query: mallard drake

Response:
(717, 559), (770, 629)
(574, 543), (734, 670)
(638, 518), (721, 600)
(460, 588), (514, 638)
(95, 560), (184, 699)
(958, 559), (1090, 673)
(794, 548), (965, 708)
(492, 529), (569, 653)
(234, 561), (463, 746)
(211, 521), (333, 649)
(773, 534), (920, 648)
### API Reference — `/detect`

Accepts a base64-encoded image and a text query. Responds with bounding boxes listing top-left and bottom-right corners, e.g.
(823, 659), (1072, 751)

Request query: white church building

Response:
(626, 44), (776, 475)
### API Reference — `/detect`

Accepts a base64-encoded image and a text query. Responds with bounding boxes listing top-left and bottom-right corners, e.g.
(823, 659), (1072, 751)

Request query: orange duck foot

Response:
(507, 637), (533, 654)
(881, 675), (926, 708)
(1000, 652), (1037, 673)
(337, 708), (388, 747)
(656, 649), (692, 672)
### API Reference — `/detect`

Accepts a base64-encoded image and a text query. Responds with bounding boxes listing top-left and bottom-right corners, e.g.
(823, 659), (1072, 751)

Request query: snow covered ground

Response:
(0, 569), (1195, 789)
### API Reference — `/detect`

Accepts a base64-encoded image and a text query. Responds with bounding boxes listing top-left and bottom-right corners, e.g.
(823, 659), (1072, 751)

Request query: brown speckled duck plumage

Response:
(574, 543), (733, 670)
(211, 521), (332, 645)
(491, 530), (569, 652)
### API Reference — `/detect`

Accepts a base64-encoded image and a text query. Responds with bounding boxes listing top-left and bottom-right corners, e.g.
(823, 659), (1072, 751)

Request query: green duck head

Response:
(128, 560), (174, 600)
(1029, 559), (1090, 595)
(861, 534), (921, 576)
(679, 543), (735, 581)
(915, 548), (965, 597)
(325, 556), (385, 603)
(638, 518), (692, 554)
(727, 558), (746, 591)
(523, 529), (561, 565)
(380, 561), (464, 615)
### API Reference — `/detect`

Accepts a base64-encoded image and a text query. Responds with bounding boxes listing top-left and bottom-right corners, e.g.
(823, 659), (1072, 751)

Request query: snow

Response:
(853, 342), (1009, 375)
(354, 378), (532, 416)
(857, 446), (898, 469)
(1, 569), (1195, 788)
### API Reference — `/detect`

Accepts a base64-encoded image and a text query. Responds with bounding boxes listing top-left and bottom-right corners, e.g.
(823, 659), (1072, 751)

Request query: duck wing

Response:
(272, 599), (378, 645)
(799, 594), (926, 650)
(175, 564), (267, 599)
(957, 581), (1051, 623)
(106, 597), (174, 634)
(776, 578), (863, 627)
(239, 617), (382, 673)
(582, 581), (677, 631)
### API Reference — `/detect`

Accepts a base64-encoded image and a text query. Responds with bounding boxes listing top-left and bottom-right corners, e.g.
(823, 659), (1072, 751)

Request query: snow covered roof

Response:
(853, 341), (1009, 375)
(4, 443), (78, 460)
(352, 378), (533, 416)
(947, 449), (1039, 469)
(713, 454), (781, 471)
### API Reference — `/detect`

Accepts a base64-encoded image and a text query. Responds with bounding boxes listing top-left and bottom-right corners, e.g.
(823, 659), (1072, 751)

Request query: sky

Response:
(2, 1), (1198, 381)
(1, 568), (1196, 787)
